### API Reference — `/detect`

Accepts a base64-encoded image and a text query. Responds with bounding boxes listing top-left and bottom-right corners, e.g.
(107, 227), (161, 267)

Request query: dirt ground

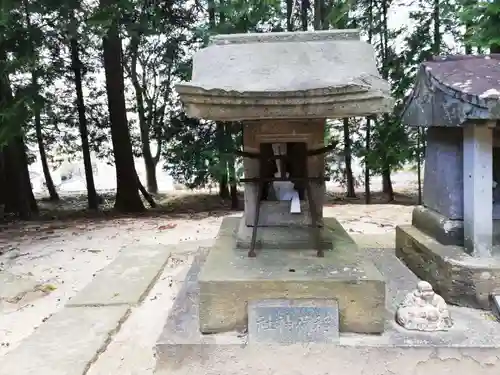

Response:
(0, 183), (416, 373)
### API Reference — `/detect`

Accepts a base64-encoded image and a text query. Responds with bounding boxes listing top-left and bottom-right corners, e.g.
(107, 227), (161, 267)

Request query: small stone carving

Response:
(396, 281), (453, 332)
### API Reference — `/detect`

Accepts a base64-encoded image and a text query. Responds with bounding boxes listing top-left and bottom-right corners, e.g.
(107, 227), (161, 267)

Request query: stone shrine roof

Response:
(175, 30), (393, 121)
(402, 55), (500, 127)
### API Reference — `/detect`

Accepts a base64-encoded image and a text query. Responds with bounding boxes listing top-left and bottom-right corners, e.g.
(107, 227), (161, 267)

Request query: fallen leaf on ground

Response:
(37, 284), (57, 293)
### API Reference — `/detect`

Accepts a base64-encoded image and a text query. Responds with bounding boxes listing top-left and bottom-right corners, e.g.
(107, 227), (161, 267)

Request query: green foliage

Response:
(0, 0), (491, 203)
(461, 0), (500, 49)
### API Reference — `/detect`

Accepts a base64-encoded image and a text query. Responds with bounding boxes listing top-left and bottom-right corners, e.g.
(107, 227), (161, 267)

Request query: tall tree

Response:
(69, 17), (99, 210)
(99, 0), (145, 212)
(0, 2), (38, 219)
(24, 0), (59, 201)
(319, 0), (357, 198)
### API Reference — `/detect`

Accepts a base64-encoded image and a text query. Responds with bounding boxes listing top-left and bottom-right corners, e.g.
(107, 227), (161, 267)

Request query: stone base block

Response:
(244, 201), (315, 227)
(199, 217), (386, 334)
(413, 206), (500, 251)
(236, 217), (332, 250)
(396, 224), (500, 309)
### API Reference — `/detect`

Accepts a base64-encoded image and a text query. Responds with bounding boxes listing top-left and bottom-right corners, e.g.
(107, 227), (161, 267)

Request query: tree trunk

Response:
(301, 0), (309, 31)
(70, 37), (99, 210)
(226, 123), (238, 209)
(137, 175), (157, 208)
(0, 49), (37, 218)
(463, 0), (474, 54)
(228, 156), (238, 209)
(491, 44), (500, 53)
(216, 121), (229, 198)
(2, 138), (38, 218)
(24, 0), (58, 202)
(144, 157), (158, 193)
(101, 0), (145, 212)
(364, 0), (373, 204)
(343, 118), (356, 198)
(286, 0), (293, 31)
(313, 0), (321, 30)
(364, 117), (371, 204)
(382, 166), (394, 201)
(379, 0), (393, 202)
(129, 35), (158, 194)
(432, 0), (441, 56)
(34, 107), (59, 201)
(0, 150), (5, 209)
(208, 0), (216, 28)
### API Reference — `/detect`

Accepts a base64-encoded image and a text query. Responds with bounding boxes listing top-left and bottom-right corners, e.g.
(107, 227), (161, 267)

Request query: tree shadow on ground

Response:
(0, 191), (417, 226)
(325, 191), (418, 206)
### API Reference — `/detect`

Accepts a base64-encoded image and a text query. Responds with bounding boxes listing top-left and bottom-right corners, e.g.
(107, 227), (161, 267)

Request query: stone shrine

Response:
(175, 30), (393, 334)
(397, 55), (500, 310)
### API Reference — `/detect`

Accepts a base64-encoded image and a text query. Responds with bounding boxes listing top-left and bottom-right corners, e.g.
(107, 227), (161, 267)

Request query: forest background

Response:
(0, 0), (497, 218)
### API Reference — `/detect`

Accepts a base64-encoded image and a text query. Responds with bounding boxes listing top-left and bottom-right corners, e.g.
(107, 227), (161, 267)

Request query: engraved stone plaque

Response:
(248, 299), (339, 344)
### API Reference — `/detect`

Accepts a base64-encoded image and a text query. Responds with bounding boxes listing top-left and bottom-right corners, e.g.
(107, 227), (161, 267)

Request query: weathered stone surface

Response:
(176, 30), (393, 121)
(155, 247), (244, 372)
(248, 299), (339, 344)
(412, 206), (464, 246)
(67, 244), (172, 307)
(413, 206), (500, 251)
(396, 224), (500, 309)
(155, 346), (500, 375)
(395, 281), (453, 332)
(0, 305), (129, 375)
(235, 218), (332, 250)
(211, 29), (360, 44)
(243, 201), (315, 226)
(419, 127), (500, 222)
(198, 217), (385, 334)
(403, 55), (500, 128)
(0, 271), (41, 309)
(422, 127), (464, 220)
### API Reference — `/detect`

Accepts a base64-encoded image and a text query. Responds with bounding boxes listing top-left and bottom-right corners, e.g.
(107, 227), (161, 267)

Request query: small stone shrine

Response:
(397, 55), (500, 310)
(175, 30), (393, 335)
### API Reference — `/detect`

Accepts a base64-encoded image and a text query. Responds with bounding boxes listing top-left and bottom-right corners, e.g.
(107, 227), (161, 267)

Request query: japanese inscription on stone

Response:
(248, 299), (339, 344)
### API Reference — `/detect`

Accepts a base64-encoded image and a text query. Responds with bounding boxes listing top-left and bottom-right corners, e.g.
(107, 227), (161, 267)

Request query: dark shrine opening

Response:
(259, 141), (307, 201)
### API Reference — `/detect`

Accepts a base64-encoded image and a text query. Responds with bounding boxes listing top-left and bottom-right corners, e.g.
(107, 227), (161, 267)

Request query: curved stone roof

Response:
(176, 30), (393, 121)
(402, 55), (500, 127)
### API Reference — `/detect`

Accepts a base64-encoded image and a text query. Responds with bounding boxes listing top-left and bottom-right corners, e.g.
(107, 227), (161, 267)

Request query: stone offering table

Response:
(173, 29), (393, 335)
(397, 55), (500, 309)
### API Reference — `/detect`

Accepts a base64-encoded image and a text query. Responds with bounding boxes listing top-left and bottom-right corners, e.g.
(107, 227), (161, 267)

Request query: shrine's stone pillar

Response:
(463, 122), (494, 257)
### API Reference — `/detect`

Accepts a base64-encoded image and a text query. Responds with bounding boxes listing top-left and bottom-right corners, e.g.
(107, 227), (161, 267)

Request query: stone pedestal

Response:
(396, 225), (500, 309)
(396, 125), (500, 309)
(198, 217), (386, 335)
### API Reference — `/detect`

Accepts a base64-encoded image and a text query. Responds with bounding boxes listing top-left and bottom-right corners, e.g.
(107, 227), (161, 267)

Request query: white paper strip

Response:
(290, 191), (301, 213)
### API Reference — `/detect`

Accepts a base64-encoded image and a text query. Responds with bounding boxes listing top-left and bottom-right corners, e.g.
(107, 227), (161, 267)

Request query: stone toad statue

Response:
(396, 281), (453, 331)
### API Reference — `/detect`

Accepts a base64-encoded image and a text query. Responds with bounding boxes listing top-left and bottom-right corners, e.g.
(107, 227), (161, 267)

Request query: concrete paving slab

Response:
(0, 305), (129, 375)
(66, 244), (173, 307)
(0, 271), (39, 300)
(351, 233), (395, 249)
